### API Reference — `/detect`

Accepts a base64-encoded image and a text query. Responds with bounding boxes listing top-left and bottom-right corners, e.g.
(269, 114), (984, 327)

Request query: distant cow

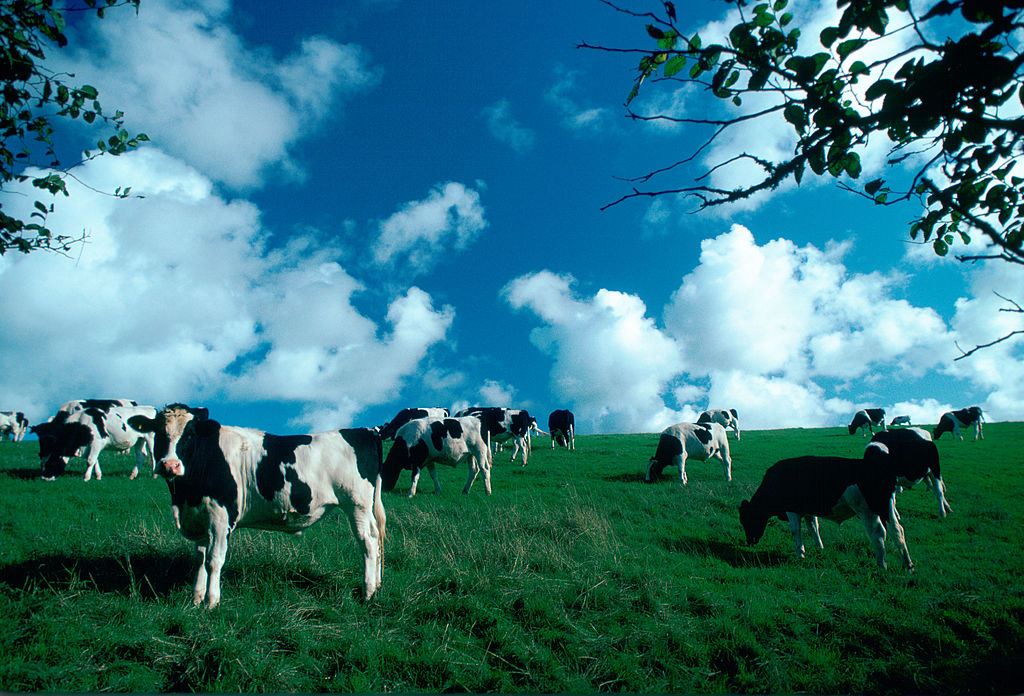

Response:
(0, 411), (29, 441)
(869, 427), (951, 517)
(848, 408), (886, 436)
(32, 404), (156, 481)
(934, 406), (984, 441)
(739, 450), (915, 570)
(377, 407), (449, 440)
(47, 399), (140, 424)
(381, 416), (492, 496)
(889, 415), (912, 427)
(697, 408), (740, 440)
(548, 409), (575, 450)
(455, 407), (537, 466)
(646, 421), (732, 485)
(128, 405), (386, 607)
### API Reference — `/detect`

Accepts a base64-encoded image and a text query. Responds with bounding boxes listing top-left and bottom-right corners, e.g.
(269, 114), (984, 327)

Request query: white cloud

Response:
(546, 65), (612, 134)
(371, 182), (488, 275)
(482, 99), (535, 154)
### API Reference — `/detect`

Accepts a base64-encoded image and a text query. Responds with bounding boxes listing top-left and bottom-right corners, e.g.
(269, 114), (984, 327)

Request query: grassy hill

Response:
(1, 423), (1021, 693)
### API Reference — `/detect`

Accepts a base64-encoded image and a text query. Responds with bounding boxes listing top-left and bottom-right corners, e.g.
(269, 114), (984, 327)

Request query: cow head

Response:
(32, 420), (90, 478)
(128, 404), (212, 479)
(738, 500), (769, 545)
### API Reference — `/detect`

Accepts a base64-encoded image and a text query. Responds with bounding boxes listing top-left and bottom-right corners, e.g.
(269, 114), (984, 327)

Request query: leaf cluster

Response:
(587, 0), (1024, 266)
(1, 0), (148, 255)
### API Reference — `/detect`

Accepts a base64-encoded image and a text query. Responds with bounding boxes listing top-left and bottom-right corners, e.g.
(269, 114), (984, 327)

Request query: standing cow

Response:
(848, 408), (886, 436)
(128, 405), (386, 607)
(548, 409), (575, 450)
(377, 407), (449, 440)
(934, 406), (984, 441)
(869, 427), (951, 518)
(0, 411), (29, 441)
(646, 421), (732, 485)
(381, 416), (492, 496)
(455, 407), (537, 466)
(697, 408), (740, 440)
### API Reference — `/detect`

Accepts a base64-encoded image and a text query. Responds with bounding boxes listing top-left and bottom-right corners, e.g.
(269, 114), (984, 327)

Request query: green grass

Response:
(1, 424), (1022, 693)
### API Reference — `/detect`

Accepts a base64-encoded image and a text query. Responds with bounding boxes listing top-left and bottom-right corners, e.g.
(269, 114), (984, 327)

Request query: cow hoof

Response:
(41, 476), (55, 482)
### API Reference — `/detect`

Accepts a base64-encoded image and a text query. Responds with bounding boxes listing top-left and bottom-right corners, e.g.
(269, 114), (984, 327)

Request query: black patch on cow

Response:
(408, 440), (430, 472)
(428, 419), (464, 451)
(82, 408), (108, 438)
(80, 399), (135, 411)
(548, 409), (573, 431)
(256, 434), (314, 506)
(340, 428), (383, 484)
(382, 439), (409, 491)
(649, 433), (684, 479)
(283, 467), (313, 515)
(693, 424), (713, 445)
(509, 411), (533, 436)
(167, 420), (241, 531)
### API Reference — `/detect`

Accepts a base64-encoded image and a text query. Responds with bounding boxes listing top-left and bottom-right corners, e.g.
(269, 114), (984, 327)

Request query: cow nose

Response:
(159, 459), (185, 478)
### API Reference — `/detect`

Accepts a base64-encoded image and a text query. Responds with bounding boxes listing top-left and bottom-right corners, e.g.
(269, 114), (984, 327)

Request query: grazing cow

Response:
(889, 415), (912, 427)
(377, 407), (449, 440)
(739, 449), (916, 570)
(455, 407), (537, 466)
(548, 409), (575, 450)
(381, 416), (492, 496)
(697, 408), (741, 440)
(0, 411), (29, 441)
(128, 405), (386, 607)
(848, 408), (886, 436)
(646, 421), (732, 485)
(32, 404), (156, 481)
(869, 427), (951, 517)
(934, 406), (984, 441)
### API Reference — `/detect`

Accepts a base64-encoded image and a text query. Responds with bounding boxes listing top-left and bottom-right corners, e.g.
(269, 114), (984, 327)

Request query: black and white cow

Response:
(377, 407), (449, 440)
(934, 406), (984, 441)
(645, 421), (733, 485)
(32, 403), (156, 481)
(739, 452), (914, 570)
(889, 415), (912, 427)
(848, 408), (886, 436)
(697, 408), (740, 440)
(48, 399), (140, 424)
(455, 407), (537, 466)
(548, 409), (575, 450)
(128, 405), (386, 607)
(0, 411), (29, 441)
(869, 427), (951, 517)
(381, 416), (492, 496)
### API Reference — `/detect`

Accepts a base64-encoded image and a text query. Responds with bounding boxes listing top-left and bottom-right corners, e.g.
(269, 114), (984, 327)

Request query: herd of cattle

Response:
(0, 400), (986, 607)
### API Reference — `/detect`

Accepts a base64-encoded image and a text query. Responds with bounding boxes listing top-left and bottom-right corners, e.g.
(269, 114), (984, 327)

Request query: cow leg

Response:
(786, 512), (806, 559)
(463, 456), (480, 494)
(806, 516), (824, 550)
(885, 498), (914, 570)
(676, 454), (687, 486)
(203, 512), (231, 608)
(717, 450), (733, 482)
(931, 476), (953, 517)
(857, 513), (889, 570)
(348, 504), (383, 600)
(568, 429), (575, 451)
(428, 464), (442, 495)
(408, 467), (423, 497)
(192, 544), (210, 606)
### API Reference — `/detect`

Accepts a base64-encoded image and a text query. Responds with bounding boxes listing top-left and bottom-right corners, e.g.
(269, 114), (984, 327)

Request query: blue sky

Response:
(1, 0), (1021, 435)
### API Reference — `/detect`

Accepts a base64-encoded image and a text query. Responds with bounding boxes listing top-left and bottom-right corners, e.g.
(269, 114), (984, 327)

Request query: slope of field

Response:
(1, 424), (1021, 693)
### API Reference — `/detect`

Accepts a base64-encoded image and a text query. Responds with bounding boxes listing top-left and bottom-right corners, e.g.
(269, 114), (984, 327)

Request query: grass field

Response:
(1, 423), (1022, 694)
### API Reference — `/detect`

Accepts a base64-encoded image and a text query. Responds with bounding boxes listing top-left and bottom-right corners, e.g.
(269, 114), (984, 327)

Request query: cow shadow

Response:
(661, 535), (790, 568)
(1, 467), (42, 480)
(603, 471), (648, 484)
(0, 551), (194, 599)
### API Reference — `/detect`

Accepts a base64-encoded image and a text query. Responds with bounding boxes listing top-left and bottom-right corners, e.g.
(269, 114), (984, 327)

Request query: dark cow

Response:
(548, 409), (575, 450)
(848, 408), (886, 436)
(646, 421), (732, 485)
(455, 407), (537, 466)
(128, 405), (386, 607)
(0, 411), (29, 441)
(381, 416), (491, 496)
(697, 408), (740, 440)
(738, 445), (929, 570)
(869, 427), (951, 517)
(377, 407), (449, 440)
(934, 406), (984, 441)
(32, 403), (156, 481)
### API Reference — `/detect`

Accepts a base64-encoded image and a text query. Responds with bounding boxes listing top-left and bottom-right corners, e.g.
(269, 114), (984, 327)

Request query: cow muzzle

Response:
(158, 458), (185, 478)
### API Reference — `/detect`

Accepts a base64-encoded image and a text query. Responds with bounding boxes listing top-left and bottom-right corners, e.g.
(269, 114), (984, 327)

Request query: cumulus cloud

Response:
(59, 0), (379, 189)
(371, 182), (488, 275)
(482, 99), (535, 154)
(0, 152), (452, 430)
(546, 65), (612, 134)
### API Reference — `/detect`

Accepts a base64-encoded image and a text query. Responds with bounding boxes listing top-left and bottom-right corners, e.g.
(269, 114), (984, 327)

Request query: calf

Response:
(382, 416), (492, 496)
(0, 411), (29, 441)
(32, 404), (156, 481)
(848, 408), (886, 436)
(646, 421), (732, 485)
(377, 407), (449, 440)
(697, 408), (740, 440)
(128, 405), (386, 607)
(869, 427), (951, 517)
(739, 451), (914, 570)
(548, 409), (575, 450)
(456, 407), (537, 466)
(933, 406), (984, 441)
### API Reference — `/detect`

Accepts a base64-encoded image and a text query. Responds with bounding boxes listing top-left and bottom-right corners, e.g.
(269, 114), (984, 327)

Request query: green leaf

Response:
(783, 103), (808, 132)
(864, 178), (884, 195)
(864, 78), (893, 101)
(78, 85), (99, 100)
(836, 38), (867, 60)
(820, 26), (840, 47)
(664, 55), (687, 77)
(933, 238), (948, 256)
(646, 24), (665, 40)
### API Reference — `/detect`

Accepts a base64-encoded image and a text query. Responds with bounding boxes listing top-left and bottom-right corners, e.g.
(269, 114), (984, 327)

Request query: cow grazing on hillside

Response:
(934, 406), (984, 441)
(890, 415), (912, 427)
(646, 421), (732, 485)
(455, 407), (537, 465)
(548, 409), (575, 450)
(739, 451), (915, 570)
(377, 407), (449, 440)
(128, 405), (386, 607)
(0, 411), (29, 441)
(381, 416), (492, 497)
(869, 427), (951, 517)
(848, 408), (886, 436)
(32, 404), (156, 481)
(697, 408), (740, 440)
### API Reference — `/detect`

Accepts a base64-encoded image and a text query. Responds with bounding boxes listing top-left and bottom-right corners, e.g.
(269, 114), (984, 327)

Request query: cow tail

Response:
(374, 470), (386, 545)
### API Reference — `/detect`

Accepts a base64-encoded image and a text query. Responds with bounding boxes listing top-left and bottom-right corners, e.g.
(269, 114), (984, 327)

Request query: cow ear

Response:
(127, 415), (156, 433)
(194, 419), (220, 437)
